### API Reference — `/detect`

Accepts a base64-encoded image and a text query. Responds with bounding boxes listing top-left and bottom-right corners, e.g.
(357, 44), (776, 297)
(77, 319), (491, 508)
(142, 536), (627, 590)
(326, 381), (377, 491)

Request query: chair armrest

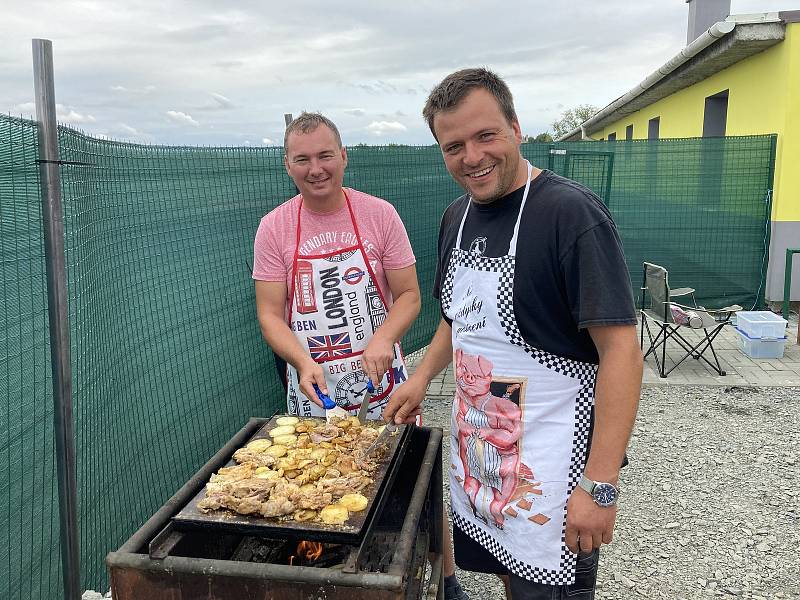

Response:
(670, 302), (741, 315)
(669, 287), (695, 297)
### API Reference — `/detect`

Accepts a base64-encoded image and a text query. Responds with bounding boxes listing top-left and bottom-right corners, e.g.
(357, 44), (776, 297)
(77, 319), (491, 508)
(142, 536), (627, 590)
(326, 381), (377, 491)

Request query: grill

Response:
(106, 418), (445, 599)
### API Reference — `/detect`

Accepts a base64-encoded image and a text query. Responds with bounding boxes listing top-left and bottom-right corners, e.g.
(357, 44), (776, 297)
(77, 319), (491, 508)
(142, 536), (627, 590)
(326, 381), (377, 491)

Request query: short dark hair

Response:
(284, 112), (343, 151)
(422, 68), (518, 140)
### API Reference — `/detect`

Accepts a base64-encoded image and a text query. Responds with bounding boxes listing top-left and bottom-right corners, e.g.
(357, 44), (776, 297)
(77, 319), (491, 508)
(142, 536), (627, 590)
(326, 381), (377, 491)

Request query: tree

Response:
(551, 105), (599, 139)
(532, 132), (553, 142)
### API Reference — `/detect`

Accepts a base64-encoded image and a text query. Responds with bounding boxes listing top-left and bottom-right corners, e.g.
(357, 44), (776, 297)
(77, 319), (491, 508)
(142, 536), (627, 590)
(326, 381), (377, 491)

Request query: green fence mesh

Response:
(537, 136), (776, 310)
(0, 113), (775, 598)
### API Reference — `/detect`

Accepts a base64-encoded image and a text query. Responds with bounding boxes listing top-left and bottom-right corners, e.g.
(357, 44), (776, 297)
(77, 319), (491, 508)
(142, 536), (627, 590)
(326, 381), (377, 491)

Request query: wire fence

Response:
(0, 112), (775, 598)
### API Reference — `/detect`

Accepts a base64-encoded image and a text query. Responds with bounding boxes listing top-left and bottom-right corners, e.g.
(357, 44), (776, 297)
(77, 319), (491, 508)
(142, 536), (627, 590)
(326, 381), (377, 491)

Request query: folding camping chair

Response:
(640, 262), (741, 377)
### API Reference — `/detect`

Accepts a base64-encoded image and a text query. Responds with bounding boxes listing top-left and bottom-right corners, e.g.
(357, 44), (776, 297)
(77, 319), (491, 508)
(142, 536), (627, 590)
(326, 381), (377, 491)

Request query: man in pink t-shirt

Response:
(253, 112), (468, 600)
(252, 112), (420, 416)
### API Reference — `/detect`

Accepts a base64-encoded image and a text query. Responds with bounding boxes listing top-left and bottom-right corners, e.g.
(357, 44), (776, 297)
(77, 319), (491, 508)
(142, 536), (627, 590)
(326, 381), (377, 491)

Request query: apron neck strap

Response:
(508, 161), (533, 256)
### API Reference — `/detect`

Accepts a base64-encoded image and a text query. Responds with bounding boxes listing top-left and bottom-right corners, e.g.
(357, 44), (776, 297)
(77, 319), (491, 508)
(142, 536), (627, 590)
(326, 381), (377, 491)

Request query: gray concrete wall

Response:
(766, 220), (800, 302)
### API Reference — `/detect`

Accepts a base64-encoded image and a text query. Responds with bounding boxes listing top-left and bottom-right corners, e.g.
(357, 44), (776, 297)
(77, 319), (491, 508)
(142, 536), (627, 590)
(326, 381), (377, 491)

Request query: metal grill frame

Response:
(106, 419), (444, 600)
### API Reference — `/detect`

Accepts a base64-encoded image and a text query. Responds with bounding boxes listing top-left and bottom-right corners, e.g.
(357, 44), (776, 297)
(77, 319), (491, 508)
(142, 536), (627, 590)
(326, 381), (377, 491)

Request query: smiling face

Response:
(432, 88), (527, 204)
(284, 124), (347, 209)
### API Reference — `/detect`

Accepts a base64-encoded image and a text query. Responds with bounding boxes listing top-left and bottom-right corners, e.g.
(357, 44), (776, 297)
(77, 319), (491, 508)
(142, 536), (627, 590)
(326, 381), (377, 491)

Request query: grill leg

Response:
(427, 554), (444, 600)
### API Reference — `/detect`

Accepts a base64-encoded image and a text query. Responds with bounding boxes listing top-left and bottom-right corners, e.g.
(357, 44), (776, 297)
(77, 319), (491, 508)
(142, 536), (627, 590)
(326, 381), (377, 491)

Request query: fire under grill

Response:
(107, 418), (445, 600)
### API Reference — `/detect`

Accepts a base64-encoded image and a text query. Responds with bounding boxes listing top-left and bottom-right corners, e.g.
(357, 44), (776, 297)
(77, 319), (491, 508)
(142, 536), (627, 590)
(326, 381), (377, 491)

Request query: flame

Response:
(297, 540), (324, 561)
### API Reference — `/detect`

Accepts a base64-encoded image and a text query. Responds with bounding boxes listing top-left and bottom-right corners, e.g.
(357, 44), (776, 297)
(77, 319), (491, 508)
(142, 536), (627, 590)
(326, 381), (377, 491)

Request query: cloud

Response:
(210, 92), (234, 109)
(344, 108), (366, 116)
(262, 138), (275, 145)
(118, 123), (139, 135)
(12, 102), (35, 115)
(111, 85), (156, 95)
(167, 23), (240, 43)
(58, 106), (96, 124)
(10, 102), (95, 123)
(366, 121), (407, 135)
(166, 111), (200, 127)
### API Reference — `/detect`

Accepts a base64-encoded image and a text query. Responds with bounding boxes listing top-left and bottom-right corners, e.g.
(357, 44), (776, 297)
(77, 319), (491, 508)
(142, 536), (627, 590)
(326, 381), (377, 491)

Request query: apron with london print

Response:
(286, 190), (409, 419)
(441, 162), (598, 585)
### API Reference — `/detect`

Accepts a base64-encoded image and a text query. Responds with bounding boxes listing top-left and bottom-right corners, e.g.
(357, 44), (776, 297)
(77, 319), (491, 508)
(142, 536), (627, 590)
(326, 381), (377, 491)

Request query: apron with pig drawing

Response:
(441, 162), (597, 584)
(286, 190), (408, 419)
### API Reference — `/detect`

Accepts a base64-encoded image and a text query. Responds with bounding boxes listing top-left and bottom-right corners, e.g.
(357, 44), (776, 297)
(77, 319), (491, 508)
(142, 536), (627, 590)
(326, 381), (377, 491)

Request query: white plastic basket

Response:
(735, 311), (787, 340)
(735, 327), (787, 359)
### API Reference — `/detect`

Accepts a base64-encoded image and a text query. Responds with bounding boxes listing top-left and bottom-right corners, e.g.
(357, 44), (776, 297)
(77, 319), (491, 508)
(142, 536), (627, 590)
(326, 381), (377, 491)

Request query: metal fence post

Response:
(783, 248), (800, 321)
(32, 38), (81, 600)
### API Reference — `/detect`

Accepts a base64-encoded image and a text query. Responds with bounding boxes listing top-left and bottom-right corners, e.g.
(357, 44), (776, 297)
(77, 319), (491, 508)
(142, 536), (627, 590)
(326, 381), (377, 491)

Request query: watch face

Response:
(593, 483), (618, 507)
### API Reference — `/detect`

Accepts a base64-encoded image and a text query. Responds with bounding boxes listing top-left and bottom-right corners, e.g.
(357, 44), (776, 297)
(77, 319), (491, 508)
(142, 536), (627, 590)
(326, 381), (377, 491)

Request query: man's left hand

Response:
(564, 487), (617, 554)
(362, 334), (394, 387)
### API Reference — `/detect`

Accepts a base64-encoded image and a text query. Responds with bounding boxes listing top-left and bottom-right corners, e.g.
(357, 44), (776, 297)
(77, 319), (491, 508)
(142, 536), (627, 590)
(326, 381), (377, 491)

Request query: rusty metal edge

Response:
(388, 427), (443, 577)
(106, 551), (404, 590)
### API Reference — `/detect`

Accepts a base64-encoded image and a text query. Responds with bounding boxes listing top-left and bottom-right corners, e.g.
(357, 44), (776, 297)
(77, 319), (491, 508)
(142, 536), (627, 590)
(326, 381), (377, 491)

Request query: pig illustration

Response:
(454, 349), (527, 528)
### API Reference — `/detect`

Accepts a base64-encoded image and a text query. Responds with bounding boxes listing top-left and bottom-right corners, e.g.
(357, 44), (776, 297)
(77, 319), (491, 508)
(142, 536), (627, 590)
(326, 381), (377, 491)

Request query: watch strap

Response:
(578, 475), (595, 495)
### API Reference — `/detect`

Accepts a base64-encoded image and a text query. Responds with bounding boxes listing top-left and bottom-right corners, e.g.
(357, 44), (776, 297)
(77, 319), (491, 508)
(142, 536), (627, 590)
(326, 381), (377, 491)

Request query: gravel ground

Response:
(422, 385), (800, 600)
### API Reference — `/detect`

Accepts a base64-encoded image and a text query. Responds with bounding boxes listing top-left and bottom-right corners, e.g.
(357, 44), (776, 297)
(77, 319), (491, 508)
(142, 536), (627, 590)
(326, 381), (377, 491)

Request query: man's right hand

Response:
(298, 358), (328, 407)
(382, 373), (427, 424)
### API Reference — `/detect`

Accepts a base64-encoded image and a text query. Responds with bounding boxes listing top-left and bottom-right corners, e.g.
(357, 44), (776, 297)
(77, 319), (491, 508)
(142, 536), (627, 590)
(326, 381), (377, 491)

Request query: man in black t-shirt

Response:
(384, 69), (643, 600)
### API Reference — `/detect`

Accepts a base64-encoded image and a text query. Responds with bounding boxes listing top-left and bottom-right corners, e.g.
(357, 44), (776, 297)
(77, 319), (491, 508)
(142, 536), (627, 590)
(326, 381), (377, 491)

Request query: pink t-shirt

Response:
(252, 188), (416, 310)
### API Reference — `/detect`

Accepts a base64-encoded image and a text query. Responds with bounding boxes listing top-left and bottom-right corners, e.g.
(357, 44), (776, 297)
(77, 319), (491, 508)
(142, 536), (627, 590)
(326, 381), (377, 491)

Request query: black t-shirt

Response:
(434, 169), (636, 364)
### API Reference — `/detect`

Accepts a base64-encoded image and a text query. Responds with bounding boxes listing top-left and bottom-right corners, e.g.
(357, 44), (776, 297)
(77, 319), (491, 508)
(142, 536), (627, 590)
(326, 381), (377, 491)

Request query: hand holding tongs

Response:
(314, 384), (349, 422)
(356, 379), (375, 424)
(358, 420), (398, 460)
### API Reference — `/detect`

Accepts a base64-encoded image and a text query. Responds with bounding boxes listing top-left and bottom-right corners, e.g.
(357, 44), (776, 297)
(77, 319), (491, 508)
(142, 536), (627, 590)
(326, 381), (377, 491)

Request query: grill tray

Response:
(172, 417), (411, 544)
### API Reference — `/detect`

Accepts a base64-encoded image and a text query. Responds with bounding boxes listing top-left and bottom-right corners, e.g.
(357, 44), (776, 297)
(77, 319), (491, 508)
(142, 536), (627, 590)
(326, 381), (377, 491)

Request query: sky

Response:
(1, 0), (795, 146)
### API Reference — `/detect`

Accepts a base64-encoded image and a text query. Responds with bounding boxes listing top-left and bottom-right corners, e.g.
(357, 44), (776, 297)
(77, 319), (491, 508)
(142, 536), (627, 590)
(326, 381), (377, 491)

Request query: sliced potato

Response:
(294, 423), (309, 433)
(321, 452), (338, 466)
(277, 457), (299, 470)
(245, 438), (272, 452)
(310, 448), (329, 461)
(320, 504), (349, 525)
(347, 416), (362, 428)
(299, 483), (316, 493)
(294, 509), (317, 522)
(284, 469), (300, 479)
(273, 434), (297, 446)
(268, 425), (296, 438)
(264, 444), (287, 458)
(275, 416), (300, 426)
(254, 470), (281, 480)
(339, 493), (368, 512)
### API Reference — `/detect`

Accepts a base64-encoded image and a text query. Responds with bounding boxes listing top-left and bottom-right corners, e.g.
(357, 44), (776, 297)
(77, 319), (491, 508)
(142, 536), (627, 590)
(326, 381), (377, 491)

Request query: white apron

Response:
(442, 163), (597, 585)
(286, 190), (408, 419)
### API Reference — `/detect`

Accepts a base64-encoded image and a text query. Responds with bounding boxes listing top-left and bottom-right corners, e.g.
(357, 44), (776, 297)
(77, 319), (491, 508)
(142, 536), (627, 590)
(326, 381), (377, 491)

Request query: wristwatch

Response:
(578, 475), (619, 507)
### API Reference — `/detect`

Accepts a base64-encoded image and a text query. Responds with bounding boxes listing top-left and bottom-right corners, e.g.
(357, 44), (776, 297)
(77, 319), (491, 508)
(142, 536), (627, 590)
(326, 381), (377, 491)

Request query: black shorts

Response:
(452, 520), (599, 599)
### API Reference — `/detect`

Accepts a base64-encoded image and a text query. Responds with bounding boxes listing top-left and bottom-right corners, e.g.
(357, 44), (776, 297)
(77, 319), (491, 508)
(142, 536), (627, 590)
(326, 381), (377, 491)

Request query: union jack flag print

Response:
(307, 333), (352, 360)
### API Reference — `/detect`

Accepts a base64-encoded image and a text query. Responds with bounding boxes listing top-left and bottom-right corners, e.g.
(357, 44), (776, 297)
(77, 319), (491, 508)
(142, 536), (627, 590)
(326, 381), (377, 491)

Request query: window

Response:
(648, 117), (660, 140)
(625, 124), (634, 140)
(607, 132), (617, 142)
(703, 90), (728, 137)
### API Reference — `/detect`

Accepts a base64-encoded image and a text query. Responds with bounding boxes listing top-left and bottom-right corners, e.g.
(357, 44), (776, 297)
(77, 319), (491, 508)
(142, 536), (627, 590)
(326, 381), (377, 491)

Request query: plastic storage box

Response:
(735, 311), (787, 340)
(734, 327), (787, 359)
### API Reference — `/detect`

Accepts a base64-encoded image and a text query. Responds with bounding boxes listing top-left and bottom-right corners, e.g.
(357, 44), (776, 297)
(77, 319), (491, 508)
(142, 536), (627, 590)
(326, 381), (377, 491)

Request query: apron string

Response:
(454, 161), (534, 257)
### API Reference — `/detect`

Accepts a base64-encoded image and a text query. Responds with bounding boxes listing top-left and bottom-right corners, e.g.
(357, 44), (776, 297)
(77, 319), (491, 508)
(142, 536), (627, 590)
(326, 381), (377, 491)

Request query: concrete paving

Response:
(408, 312), (800, 391)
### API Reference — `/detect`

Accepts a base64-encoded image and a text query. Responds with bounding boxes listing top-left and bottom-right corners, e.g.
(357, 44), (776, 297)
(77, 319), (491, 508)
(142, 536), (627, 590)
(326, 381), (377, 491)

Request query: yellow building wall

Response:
(590, 23), (800, 221)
